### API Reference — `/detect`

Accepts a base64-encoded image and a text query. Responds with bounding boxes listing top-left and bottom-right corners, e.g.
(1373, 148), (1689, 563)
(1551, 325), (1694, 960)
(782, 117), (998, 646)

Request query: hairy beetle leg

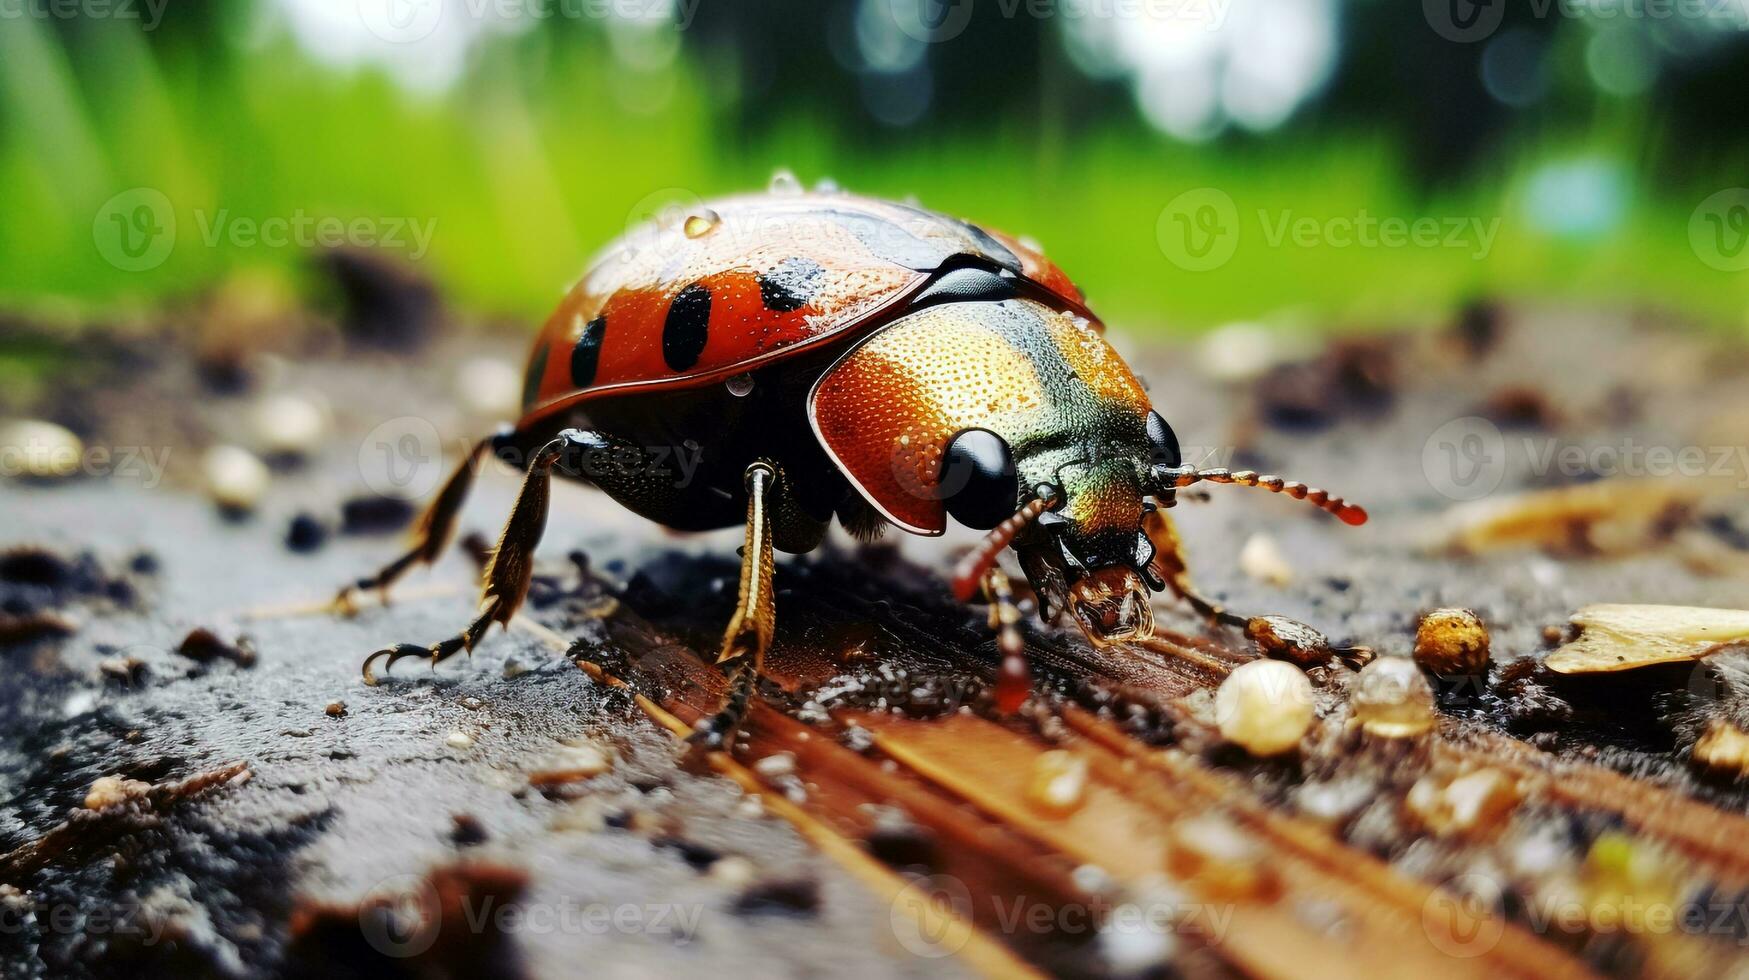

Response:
(357, 429), (600, 684)
(687, 462), (779, 755)
(332, 433), (497, 616)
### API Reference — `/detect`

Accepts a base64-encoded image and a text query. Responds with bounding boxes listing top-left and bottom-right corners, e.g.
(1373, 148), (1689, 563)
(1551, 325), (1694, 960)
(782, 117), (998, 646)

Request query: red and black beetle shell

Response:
(518, 192), (1087, 428)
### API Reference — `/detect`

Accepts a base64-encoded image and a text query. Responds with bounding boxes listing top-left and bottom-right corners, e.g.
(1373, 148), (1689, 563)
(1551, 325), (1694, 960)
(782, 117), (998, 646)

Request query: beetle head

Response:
(943, 408), (1183, 647)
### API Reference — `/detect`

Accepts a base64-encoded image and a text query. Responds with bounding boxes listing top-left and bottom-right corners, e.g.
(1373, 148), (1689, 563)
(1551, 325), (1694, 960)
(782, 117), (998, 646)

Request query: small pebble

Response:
(752, 751), (797, 779)
(285, 513), (329, 553)
(1025, 750), (1090, 817)
(1405, 768), (1521, 837)
(1214, 660), (1315, 756)
(451, 814), (489, 846)
(446, 731), (474, 750)
(527, 740), (615, 787)
(1238, 533), (1294, 587)
(1351, 657), (1436, 738)
(325, 701), (346, 717)
(98, 655), (147, 685)
(1413, 608), (1491, 676)
(709, 855), (758, 889)
(0, 420), (83, 479)
(250, 392), (328, 458)
(202, 445), (270, 514)
(84, 774), (150, 810)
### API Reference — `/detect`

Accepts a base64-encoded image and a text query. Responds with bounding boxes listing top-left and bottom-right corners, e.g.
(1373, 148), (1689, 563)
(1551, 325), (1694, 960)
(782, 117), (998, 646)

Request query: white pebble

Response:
(202, 445), (270, 512)
(1238, 533), (1294, 587)
(0, 419), (83, 479)
(1213, 660), (1315, 756)
(446, 730), (474, 749)
(250, 392), (328, 458)
(752, 751), (796, 778)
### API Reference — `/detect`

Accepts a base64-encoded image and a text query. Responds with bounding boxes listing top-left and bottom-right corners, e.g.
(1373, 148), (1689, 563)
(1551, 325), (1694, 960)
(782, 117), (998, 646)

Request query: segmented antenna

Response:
(950, 495), (1055, 602)
(1150, 465), (1368, 526)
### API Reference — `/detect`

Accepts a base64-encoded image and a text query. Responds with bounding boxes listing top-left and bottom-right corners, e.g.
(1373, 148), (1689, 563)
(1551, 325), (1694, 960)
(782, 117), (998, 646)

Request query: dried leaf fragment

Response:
(1545, 604), (1749, 675)
(1435, 478), (1721, 556)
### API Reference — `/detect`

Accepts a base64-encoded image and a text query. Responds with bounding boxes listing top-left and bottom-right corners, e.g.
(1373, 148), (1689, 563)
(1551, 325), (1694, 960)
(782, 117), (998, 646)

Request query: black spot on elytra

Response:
(758, 257), (824, 313)
(570, 315), (607, 388)
(663, 284), (711, 372)
(521, 344), (549, 409)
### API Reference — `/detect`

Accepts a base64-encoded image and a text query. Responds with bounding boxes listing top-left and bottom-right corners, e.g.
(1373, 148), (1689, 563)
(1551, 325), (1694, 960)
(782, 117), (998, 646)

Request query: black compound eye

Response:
(1146, 411), (1182, 470)
(1146, 411), (1182, 469)
(941, 428), (1019, 530)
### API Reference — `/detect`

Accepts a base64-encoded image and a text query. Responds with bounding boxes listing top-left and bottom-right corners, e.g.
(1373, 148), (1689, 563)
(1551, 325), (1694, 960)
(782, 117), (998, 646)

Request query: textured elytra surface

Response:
(521, 192), (1081, 419)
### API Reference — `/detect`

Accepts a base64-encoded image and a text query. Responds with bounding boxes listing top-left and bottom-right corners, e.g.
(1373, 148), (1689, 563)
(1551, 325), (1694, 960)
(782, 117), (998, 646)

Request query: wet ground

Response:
(3, 295), (1749, 978)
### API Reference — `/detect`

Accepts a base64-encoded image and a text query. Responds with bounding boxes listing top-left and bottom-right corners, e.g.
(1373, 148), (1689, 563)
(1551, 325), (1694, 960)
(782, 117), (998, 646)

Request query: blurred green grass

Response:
(2, 17), (1745, 336)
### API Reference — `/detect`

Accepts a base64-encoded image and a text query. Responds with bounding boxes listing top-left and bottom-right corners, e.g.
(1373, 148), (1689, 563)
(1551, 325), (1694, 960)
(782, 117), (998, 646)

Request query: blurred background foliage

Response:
(2, 0), (1747, 334)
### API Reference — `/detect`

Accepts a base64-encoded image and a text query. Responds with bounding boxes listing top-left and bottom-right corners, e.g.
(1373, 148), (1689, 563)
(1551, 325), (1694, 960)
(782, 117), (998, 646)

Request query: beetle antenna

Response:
(951, 495), (1056, 602)
(1149, 465), (1368, 526)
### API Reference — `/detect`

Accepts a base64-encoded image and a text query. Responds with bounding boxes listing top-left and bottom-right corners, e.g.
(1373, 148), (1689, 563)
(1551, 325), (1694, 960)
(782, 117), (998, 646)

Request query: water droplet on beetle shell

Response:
(768, 169), (801, 195)
(683, 209), (720, 239)
(725, 373), (754, 397)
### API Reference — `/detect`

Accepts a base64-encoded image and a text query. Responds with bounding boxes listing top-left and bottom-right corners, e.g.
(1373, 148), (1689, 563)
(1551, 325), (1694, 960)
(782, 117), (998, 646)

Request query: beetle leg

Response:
(359, 429), (594, 685)
(687, 461), (779, 752)
(333, 432), (498, 615)
(984, 566), (1032, 714)
(1142, 506), (1247, 629)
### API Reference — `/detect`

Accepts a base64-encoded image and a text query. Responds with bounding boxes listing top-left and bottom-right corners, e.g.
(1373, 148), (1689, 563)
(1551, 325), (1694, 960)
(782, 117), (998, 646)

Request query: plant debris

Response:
(1545, 604), (1749, 675)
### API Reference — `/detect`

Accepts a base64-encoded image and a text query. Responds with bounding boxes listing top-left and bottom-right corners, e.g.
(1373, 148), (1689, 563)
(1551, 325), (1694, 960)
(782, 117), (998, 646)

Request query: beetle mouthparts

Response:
(1067, 566), (1154, 646)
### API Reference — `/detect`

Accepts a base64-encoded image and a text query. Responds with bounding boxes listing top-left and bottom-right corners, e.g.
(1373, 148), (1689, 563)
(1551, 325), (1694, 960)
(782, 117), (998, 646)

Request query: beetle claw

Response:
(361, 642), (432, 686)
(330, 586), (362, 618)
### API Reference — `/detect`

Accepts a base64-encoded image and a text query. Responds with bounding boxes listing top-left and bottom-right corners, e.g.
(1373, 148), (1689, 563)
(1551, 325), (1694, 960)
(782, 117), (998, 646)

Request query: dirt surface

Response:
(3, 296), (1749, 978)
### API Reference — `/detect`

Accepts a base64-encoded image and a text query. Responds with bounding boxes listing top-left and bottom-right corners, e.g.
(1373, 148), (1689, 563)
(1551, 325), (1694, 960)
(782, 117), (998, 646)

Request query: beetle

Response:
(338, 189), (1366, 748)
